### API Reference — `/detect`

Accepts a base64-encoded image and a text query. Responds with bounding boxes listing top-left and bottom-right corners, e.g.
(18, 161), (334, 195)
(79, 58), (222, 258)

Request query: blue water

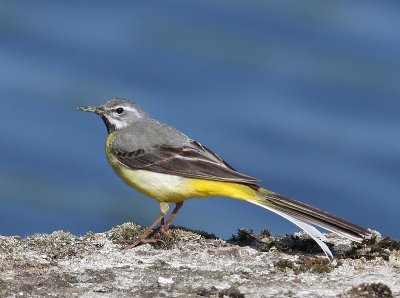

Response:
(1, 1), (399, 240)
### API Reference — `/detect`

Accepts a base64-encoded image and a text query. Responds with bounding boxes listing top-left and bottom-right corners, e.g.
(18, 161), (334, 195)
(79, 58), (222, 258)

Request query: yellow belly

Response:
(105, 132), (256, 203)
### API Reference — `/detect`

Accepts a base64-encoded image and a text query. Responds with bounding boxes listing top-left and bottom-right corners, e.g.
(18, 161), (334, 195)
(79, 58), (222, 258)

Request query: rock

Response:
(0, 223), (398, 297)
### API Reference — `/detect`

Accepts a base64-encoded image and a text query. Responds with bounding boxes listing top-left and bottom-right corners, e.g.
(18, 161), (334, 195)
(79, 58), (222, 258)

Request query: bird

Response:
(78, 98), (370, 257)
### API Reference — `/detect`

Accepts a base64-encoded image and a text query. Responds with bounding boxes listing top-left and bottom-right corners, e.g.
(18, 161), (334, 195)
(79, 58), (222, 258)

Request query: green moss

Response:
(27, 231), (84, 259)
(228, 228), (332, 256)
(339, 235), (400, 261)
(276, 259), (296, 270)
(343, 282), (393, 298)
(276, 257), (335, 274)
(229, 228), (259, 246)
(84, 231), (96, 239)
(151, 233), (177, 250)
(270, 235), (332, 255)
(152, 228), (214, 250)
(197, 286), (245, 298)
(375, 236), (400, 251)
(260, 228), (271, 238)
(169, 225), (217, 240)
(107, 223), (215, 250)
(0, 236), (21, 254)
(106, 223), (144, 242)
(29, 232), (72, 248)
(296, 257), (334, 274)
(218, 287), (245, 298)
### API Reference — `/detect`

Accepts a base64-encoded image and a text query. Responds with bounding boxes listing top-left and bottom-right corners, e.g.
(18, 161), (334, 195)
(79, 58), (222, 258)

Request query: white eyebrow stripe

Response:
(122, 106), (142, 118)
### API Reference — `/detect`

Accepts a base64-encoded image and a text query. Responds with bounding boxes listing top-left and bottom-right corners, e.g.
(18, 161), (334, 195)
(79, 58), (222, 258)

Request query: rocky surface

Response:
(0, 223), (398, 297)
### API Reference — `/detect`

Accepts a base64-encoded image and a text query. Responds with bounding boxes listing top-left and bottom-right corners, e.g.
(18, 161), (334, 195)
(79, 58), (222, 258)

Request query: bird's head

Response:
(78, 98), (148, 133)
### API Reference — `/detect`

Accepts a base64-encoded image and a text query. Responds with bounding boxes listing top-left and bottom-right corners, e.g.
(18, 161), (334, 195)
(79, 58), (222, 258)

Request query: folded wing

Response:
(111, 140), (260, 187)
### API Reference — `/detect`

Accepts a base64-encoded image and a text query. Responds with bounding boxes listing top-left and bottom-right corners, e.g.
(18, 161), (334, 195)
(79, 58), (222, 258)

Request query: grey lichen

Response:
(0, 225), (398, 297)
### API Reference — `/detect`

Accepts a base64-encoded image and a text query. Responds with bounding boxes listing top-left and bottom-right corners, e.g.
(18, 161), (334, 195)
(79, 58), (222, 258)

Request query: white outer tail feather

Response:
(251, 201), (333, 258)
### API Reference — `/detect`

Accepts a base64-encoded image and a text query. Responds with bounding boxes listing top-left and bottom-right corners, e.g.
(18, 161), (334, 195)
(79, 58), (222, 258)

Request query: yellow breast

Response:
(105, 132), (192, 202)
(105, 132), (256, 203)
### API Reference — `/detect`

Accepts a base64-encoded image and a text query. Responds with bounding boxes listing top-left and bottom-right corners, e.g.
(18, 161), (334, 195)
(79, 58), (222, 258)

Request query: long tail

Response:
(248, 187), (370, 258)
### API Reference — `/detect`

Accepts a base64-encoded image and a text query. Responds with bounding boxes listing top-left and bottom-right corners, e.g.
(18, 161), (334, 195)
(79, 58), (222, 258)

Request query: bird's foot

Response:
(159, 224), (173, 238)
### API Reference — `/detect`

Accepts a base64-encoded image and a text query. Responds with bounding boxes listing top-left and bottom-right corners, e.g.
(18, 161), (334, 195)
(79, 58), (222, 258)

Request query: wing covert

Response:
(111, 140), (260, 187)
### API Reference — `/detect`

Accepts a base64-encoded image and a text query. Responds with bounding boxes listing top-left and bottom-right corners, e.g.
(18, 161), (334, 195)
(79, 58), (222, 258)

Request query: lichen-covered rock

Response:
(0, 224), (398, 297)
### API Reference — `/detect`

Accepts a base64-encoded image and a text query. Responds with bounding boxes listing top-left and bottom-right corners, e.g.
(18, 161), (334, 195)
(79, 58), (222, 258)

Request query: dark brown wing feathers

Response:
(112, 140), (260, 187)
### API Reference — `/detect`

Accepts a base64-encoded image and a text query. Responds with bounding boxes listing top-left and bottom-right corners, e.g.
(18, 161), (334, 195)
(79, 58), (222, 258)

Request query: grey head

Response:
(78, 98), (148, 133)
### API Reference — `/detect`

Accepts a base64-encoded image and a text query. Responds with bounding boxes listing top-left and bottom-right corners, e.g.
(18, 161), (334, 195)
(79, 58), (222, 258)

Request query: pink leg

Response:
(121, 212), (166, 249)
(160, 202), (184, 234)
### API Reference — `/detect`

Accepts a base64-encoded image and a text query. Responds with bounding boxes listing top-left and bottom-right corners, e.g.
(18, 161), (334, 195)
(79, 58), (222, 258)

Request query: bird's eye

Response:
(115, 107), (124, 114)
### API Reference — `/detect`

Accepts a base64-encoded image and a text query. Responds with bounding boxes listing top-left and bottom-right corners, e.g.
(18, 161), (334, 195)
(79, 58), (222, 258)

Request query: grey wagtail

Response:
(79, 98), (370, 257)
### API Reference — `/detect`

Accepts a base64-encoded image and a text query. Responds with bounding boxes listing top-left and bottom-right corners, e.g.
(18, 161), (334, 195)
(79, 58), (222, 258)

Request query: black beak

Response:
(78, 105), (105, 115)
(78, 105), (97, 112)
